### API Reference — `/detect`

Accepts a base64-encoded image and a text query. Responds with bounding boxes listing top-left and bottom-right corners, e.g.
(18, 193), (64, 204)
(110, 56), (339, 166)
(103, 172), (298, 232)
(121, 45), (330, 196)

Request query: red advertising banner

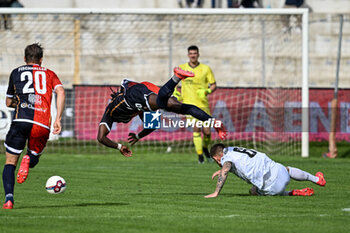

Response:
(74, 86), (350, 142)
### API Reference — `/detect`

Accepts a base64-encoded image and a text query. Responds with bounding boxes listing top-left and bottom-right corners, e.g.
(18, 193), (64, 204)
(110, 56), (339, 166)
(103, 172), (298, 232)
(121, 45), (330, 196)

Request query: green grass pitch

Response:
(0, 144), (350, 233)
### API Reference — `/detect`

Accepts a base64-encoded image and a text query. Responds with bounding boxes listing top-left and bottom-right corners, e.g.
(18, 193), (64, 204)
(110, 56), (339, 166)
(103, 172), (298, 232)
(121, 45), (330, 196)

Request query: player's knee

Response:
(203, 129), (211, 136)
(156, 86), (173, 109)
(165, 97), (182, 112)
(28, 154), (39, 168)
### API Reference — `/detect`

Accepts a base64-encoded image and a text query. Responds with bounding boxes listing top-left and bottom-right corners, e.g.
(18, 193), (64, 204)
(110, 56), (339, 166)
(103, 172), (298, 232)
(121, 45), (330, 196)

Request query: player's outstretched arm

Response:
(205, 161), (232, 198)
(128, 128), (156, 146)
(97, 124), (132, 157)
(128, 114), (157, 145)
(53, 86), (65, 135)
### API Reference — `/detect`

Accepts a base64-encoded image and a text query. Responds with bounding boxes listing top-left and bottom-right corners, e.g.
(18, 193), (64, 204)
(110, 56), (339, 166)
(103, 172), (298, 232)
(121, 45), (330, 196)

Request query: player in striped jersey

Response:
(2, 43), (65, 209)
(97, 67), (227, 157)
(205, 144), (326, 198)
(176, 45), (217, 164)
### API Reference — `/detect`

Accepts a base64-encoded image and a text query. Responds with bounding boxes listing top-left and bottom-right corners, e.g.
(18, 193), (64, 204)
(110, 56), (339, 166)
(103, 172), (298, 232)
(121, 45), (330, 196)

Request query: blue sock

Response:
(180, 104), (212, 121)
(157, 78), (178, 109)
(29, 154), (39, 168)
(3, 164), (15, 203)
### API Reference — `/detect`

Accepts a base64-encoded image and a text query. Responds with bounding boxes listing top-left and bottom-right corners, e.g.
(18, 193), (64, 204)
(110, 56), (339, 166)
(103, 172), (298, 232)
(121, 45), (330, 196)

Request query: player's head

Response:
(24, 43), (44, 65)
(187, 45), (199, 64)
(210, 143), (226, 166)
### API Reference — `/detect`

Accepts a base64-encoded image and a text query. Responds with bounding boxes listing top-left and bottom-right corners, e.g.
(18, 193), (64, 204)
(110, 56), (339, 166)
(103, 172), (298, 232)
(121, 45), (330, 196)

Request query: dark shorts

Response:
(285, 0), (304, 7)
(4, 121), (50, 156)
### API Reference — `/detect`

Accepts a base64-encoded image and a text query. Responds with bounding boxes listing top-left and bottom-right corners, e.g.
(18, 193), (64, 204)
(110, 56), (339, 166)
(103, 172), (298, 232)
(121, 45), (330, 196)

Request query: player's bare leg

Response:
(2, 152), (19, 209)
(249, 186), (259, 196)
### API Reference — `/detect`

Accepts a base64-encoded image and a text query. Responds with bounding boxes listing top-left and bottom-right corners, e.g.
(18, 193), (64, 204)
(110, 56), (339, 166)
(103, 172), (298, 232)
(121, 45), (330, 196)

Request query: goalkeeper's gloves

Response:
(173, 90), (183, 101)
(196, 88), (212, 99)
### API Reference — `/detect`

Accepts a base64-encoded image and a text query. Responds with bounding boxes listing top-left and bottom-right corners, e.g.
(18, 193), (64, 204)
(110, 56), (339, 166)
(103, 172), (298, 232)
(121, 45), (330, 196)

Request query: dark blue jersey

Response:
(99, 79), (159, 131)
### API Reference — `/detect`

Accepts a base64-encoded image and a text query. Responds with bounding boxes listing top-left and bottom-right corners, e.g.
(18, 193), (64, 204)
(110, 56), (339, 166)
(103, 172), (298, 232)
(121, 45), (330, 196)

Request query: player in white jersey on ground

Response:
(205, 143), (326, 198)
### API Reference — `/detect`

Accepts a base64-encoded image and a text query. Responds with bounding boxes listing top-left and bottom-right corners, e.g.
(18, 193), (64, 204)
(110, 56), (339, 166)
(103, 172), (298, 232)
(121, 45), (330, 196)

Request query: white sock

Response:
(288, 166), (319, 183)
(172, 75), (180, 83)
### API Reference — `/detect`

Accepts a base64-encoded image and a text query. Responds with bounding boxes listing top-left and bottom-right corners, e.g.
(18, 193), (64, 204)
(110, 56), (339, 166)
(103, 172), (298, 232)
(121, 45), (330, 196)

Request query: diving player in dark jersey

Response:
(97, 67), (227, 157)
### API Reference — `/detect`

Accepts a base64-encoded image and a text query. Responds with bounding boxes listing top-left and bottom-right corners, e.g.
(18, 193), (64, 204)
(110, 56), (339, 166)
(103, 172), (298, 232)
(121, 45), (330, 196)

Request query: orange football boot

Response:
(316, 172), (326, 186)
(214, 120), (227, 140)
(2, 200), (13, 209)
(173, 67), (194, 80)
(290, 187), (314, 196)
(17, 155), (30, 184)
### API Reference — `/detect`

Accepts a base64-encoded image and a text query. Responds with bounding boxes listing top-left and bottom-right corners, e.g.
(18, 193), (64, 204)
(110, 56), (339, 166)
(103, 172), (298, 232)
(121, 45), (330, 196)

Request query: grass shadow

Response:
(339, 148), (350, 158)
(130, 192), (251, 197)
(18, 202), (129, 209)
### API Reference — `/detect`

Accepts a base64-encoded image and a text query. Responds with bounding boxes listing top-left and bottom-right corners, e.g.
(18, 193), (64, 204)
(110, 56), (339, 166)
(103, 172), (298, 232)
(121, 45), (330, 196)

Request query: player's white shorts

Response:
(256, 163), (290, 196)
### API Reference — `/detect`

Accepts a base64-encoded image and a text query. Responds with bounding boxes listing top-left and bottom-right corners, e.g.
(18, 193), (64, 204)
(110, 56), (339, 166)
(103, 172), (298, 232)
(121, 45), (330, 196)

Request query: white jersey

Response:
(220, 146), (277, 190)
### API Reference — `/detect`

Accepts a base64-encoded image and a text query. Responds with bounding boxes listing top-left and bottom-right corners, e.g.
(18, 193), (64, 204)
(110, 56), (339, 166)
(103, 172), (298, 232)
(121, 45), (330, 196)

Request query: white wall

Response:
(20, 0), (350, 13)
(20, 0), (178, 8)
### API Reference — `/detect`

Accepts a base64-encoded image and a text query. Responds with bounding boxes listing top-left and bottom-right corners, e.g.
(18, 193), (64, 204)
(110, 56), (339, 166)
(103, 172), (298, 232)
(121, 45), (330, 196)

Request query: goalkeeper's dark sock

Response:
(180, 104), (212, 122)
(198, 154), (204, 164)
(156, 76), (178, 109)
(203, 147), (210, 159)
(3, 164), (15, 202)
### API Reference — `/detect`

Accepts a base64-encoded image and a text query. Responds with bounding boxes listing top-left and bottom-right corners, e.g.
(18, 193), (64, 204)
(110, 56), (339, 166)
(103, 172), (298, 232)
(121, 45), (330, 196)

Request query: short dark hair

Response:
(210, 143), (226, 157)
(25, 43), (44, 64)
(187, 45), (199, 53)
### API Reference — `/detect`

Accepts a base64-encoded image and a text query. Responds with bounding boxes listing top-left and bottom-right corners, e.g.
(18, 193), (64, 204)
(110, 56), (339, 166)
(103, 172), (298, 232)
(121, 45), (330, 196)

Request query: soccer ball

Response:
(45, 176), (66, 194)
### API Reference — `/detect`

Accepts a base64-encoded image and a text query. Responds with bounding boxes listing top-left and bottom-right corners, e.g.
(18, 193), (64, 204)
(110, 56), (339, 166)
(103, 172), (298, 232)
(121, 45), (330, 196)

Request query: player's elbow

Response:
(97, 124), (109, 144)
(97, 133), (104, 144)
(6, 97), (13, 107)
(55, 86), (65, 97)
(97, 131), (107, 145)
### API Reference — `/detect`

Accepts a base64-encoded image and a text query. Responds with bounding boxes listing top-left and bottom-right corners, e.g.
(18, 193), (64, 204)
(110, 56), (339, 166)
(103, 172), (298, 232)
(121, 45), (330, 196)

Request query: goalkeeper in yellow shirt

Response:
(175, 45), (217, 164)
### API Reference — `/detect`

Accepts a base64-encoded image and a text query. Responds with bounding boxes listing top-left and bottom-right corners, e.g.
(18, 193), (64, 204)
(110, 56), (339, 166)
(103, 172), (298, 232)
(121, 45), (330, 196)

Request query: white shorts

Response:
(257, 163), (290, 196)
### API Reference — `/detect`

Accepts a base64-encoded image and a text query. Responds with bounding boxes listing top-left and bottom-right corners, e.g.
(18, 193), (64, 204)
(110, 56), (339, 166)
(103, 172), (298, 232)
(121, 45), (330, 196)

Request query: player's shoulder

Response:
(10, 65), (27, 74)
(198, 63), (212, 70)
(222, 148), (234, 160)
(179, 63), (189, 69)
(45, 67), (57, 76)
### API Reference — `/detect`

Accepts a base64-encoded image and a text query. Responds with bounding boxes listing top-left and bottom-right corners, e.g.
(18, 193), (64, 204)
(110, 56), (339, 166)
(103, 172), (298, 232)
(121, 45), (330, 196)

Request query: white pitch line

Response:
(342, 208), (350, 212)
(219, 214), (240, 218)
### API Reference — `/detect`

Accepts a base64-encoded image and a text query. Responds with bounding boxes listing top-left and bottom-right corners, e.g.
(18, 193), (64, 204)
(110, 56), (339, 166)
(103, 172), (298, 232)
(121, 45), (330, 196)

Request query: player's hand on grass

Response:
(128, 133), (139, 146)
(204, 192), (219, 198)
(120, 145), (132, 157)
(211, 170), (221, 180)
(53, 120), (62, 135)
